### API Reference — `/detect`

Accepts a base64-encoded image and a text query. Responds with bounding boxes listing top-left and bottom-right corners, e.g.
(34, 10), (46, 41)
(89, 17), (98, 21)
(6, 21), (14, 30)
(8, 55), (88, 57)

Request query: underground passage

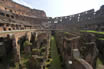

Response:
(0, 0), (104, 69)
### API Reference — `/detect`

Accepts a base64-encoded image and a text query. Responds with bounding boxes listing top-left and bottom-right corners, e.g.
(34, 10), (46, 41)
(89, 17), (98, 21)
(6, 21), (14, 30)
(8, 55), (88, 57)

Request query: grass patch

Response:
(64, 32), (69, 34)
(48, 36), (62, 69)
(80, 30), (96, 33)
(96, 58), (104, 69)
(97, 58), (103, 65)
(80, 30), (104, 35)
(23, 40), (32, 47)
(98, 38), (104, 40)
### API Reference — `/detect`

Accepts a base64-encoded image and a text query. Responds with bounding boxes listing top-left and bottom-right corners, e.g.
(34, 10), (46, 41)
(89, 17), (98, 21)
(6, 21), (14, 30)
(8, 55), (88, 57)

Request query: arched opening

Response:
(8, 28), (11, 31)
(6, 14), (9, 17)
(12, 27), (15, 30)
(5, 8), (7, 10)
(18, 36), (27, 54)
(3, 27), (6, 31)
(11, 15), (14, 19)
(0, 12), (5, 16)
(9, 9), (13, 13)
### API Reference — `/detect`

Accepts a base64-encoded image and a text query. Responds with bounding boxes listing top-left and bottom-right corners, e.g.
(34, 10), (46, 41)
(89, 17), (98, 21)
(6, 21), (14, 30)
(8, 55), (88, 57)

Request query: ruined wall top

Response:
(49, 5), (104, 24)
(0, 0), (46, 18)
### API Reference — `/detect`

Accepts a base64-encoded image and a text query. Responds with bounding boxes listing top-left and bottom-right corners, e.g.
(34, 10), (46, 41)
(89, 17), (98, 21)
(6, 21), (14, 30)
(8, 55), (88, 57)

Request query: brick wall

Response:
(0, 0), (46, 18)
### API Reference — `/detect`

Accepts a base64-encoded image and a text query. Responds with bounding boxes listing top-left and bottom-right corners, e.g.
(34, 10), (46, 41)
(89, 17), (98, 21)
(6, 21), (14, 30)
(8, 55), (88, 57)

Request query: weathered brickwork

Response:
(0, 0), (48, 32)
(49, 5), (104, 32)
(0, 0), (104, 69)
(0, 0), (46, 17)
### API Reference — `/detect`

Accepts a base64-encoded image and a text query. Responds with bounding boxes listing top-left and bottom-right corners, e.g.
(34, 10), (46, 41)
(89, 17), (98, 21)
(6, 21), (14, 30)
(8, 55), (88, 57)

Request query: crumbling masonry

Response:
(0, 0), (104, 69)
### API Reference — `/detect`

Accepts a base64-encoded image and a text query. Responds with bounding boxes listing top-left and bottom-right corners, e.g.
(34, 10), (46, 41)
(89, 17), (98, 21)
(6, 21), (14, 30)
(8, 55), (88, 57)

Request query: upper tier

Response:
(0, 0), (46, 18)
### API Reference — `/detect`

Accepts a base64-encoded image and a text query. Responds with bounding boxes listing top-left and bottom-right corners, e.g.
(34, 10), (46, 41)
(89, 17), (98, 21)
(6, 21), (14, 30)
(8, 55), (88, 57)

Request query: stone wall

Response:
(55, 32), (94, 69)
(49, 5), (104, 32)
(0, 0), (48, 31)
(72, 59), (93, 69)
(79, 32), (98, 68)
(0, 0), (46, 18)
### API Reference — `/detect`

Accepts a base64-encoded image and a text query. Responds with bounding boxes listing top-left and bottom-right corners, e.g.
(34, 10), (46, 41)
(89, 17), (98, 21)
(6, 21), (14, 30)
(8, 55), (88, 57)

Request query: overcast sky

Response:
(13, 0), (104, 17)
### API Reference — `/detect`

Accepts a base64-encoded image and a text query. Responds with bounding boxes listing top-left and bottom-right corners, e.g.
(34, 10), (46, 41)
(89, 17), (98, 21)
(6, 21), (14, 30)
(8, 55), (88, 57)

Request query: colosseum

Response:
(0, 0), (104, 69)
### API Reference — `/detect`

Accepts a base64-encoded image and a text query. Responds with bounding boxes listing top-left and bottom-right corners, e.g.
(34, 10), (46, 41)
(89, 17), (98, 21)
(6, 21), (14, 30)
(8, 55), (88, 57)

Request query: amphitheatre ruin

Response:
(0, 0), (104, 69)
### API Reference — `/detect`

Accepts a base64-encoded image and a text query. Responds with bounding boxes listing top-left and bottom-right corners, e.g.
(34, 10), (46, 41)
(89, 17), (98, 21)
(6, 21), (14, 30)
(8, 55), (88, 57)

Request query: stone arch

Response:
(18, 35), (27, 54)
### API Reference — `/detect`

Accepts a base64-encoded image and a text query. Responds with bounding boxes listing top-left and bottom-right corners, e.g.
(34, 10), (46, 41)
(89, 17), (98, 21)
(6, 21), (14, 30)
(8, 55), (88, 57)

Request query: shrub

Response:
(23, 40), (32, 47)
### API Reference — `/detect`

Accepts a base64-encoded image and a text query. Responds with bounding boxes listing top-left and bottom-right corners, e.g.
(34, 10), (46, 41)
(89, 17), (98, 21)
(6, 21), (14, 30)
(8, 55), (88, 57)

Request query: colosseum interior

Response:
(0, 0), (104, 69)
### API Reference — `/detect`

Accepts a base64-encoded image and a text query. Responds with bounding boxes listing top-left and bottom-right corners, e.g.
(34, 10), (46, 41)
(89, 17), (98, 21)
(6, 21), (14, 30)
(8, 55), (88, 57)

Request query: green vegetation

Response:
(47, 36), (62, 69)
(97, 58), (103, 65)
(45, 58), (53, 66)
(64, 32), (73, 35)
(80, 30), (104, 35)
(21, 56), (29, 66)
(81, 30), (104, 40)
(14, 63), (19, 69)
(40, 47), (46, 52)
(98, 38), (104, 40)
(23, 40), (32, 47)
(32, 47), (46, 53)
(80, 30), (97, 33)
(96, 58), (103, 69)
(21, 54), (31, 64)
(64, 32), (69, 34)
(20, 54), (32, 69)
(32, 49), (40, 52)
(9, 63), (19, 69)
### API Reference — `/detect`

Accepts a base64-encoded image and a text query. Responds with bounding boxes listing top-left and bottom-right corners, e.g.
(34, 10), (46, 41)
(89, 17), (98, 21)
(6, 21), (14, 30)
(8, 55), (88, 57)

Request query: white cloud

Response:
(13, 0), (33, 8)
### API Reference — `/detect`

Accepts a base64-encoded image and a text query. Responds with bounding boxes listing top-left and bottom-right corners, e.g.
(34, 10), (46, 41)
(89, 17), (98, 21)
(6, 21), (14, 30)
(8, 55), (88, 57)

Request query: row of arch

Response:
(49, 5), (104, 24)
